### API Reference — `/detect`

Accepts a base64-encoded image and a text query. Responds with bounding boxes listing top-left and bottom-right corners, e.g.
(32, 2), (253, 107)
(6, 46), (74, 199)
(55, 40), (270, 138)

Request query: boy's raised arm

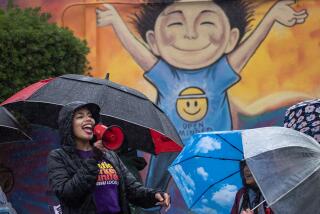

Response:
(228, 0), (308, 74)
(96, 4), (157, 71)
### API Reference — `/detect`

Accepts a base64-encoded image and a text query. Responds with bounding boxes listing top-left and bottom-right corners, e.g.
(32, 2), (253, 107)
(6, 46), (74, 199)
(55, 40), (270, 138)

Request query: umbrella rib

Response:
(267, 164), (320, 206)
(170, 156), (241, 166)
(216, 134), (243, 154)
(2, 107), (23, 127)
(190, 170), (240, 209)
(0, 125), (32, 140)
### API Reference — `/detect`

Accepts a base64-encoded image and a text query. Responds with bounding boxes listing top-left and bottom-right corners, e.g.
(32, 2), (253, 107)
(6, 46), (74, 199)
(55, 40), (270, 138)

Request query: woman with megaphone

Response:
(47, 101), (170, 214)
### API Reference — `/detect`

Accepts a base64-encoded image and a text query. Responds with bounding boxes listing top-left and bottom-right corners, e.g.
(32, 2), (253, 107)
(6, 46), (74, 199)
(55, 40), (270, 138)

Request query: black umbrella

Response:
(1, 74), (182, 154)
(0, 106), (32, 143)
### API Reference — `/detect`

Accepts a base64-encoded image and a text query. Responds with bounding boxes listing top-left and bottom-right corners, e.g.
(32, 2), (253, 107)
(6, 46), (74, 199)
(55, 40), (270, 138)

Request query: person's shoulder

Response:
(145, 58), (171, 74)
(236, 187), (246, 196)
(49, 148), (63, 154)
(104, 150), (118, 159)
(212, 55), (229, 67)
(48, 148), (65, 159)
(104, 150), (122, 165)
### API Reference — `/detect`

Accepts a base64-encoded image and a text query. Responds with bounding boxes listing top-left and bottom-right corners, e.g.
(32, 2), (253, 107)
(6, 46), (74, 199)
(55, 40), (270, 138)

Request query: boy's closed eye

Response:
(200, 21), (215, 26)
(167, 22), (183, 27)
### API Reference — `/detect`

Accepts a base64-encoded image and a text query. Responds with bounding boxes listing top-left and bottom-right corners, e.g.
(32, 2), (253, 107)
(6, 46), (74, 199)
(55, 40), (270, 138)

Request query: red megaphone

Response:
(93, 124), (124, 151)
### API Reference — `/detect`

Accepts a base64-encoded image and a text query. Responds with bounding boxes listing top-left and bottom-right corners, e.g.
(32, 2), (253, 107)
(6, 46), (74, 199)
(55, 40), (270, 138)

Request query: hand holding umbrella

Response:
(155, 192), (171, 212)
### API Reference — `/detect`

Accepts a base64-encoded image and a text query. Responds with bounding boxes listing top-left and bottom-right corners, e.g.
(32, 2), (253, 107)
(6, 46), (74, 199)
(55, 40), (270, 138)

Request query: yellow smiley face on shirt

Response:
(176, 87), (208, 122)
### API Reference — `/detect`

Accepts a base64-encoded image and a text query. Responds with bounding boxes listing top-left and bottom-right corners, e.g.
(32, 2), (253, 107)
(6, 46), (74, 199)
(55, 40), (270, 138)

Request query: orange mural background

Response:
(12, 0), (320, 112)
(232, 0), (320, 112)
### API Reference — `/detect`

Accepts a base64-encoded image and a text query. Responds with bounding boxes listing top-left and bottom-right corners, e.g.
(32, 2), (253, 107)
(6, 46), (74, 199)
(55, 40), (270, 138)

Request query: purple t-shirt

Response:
(77, 150), (121, 214)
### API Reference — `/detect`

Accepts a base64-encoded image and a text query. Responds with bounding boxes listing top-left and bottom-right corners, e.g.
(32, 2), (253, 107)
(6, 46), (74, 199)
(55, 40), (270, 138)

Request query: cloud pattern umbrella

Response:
(169, 127), (320, 214)
(169, 130), (244, 213)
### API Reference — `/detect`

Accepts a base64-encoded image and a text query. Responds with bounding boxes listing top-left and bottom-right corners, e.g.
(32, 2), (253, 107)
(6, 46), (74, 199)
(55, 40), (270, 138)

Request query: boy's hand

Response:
(96, 4), (121, 27)
(269, 0), (308, 26)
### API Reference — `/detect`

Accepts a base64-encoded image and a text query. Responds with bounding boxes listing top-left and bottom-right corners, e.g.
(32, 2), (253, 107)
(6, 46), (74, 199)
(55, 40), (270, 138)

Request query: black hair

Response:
(240, 160), (258, 188)
(239, 160), (261, 214)
(133, 0), (255, 43)
(241, 188), (261, 214)
(239, 159), (247, 186)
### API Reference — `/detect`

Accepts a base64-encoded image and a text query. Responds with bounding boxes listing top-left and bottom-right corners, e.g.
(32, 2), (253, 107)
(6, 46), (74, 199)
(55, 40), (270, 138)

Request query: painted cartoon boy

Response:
(96, 0), (307, 197)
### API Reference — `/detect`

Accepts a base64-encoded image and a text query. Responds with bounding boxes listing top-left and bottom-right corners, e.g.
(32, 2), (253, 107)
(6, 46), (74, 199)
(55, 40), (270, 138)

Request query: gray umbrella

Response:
(1, 74), (182, 154)
(242, 127), (320, 214)
(0, 106), (32, 143)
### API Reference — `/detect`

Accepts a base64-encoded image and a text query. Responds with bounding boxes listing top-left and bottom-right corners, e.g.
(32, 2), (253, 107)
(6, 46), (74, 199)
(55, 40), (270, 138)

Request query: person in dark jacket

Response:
(47, 101), (170, 214)
(231, 161), (273, 214)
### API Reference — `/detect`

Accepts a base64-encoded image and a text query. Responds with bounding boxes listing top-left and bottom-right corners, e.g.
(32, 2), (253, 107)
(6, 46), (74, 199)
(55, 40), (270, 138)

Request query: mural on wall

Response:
(96, 0), (309, 201)
(1, 0), (320, 213)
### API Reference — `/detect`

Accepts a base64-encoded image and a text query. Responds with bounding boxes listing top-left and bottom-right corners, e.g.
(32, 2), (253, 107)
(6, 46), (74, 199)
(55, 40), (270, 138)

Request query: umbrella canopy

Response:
(1, 74), (182, 155)
(169, 130), (244, 213)
(169, 127), (320, 214)
(242, 127), (320, 214)
(0, 106), (32, 143)
(284, 98), (320, 143)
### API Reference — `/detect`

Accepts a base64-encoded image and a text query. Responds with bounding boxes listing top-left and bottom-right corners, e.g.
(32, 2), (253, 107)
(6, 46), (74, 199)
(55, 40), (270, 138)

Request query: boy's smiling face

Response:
(146, 1), (240, 70)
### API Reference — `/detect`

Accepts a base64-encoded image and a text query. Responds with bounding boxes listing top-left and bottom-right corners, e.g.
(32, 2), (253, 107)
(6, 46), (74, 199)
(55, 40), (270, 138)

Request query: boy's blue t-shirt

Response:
(144, 56), (239, 144)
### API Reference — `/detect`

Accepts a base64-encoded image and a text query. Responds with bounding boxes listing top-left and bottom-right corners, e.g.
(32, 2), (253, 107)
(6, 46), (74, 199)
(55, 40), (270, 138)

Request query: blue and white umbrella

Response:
(169, 127), (320, 214)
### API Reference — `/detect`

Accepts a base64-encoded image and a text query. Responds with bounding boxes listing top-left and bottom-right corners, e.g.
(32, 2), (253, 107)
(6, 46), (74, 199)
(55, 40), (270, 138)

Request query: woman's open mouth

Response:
(82, 124), (93, 135)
